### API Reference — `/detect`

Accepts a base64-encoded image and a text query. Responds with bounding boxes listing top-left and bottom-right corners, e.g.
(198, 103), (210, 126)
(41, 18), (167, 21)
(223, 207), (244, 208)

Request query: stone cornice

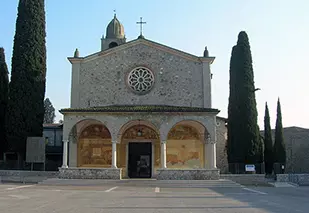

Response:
(67, 38), (216, 64)
(59, 105), (220, 115)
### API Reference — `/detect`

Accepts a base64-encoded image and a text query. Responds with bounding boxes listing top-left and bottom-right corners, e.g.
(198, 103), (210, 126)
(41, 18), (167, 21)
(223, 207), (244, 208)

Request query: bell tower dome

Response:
(101, 14), (126, 51)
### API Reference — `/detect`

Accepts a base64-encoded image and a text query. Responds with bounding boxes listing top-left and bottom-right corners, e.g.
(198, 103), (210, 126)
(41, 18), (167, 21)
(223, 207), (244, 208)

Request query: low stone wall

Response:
(58, 167), (122, 179)
(221, 174), (270, 186)
(0, 170), (58, 177)
(277, 174), (309, 186)
(0, 170), (59, 183)
(156, 169), (220, 180)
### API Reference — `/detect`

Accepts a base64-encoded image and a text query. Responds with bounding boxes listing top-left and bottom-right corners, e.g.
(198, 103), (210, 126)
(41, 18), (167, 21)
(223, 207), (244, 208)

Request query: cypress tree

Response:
(0, 48), (9, 159)
(227, 31), (262, 173)
(6, 0), (46, 163)
(264, 102), (273, 175)
(273, 98), (286, 170)
(227, 45), (239, 165)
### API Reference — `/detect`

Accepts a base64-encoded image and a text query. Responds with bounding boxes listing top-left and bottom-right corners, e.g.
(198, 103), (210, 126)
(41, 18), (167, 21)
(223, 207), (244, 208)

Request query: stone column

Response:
(209, 142), (217, 169)
(204, 142), (209, 169)
(62, 140), (69, 168)
(161, 141), (167, 169)
(112, 141), (117, 168)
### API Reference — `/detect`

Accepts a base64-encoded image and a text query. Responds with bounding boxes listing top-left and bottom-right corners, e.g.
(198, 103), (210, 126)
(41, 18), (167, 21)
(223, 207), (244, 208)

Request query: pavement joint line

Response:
(155, 187), (160, 193)
(104, 186), (118, 192)
(242, 187), (267, 195)
(6, 185), (35, 191)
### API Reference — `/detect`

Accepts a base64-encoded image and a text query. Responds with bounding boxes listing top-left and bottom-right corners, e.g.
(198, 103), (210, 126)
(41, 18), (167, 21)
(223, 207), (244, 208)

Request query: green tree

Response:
(44, 98), (55, 124)
(6, 0), (46, 164)
(227, 45), (239, 164)
(273, 98), (286, 170)
(227, 31), (263, 173)
(0, 48), (9, 159)
(264, 102), (273, 175)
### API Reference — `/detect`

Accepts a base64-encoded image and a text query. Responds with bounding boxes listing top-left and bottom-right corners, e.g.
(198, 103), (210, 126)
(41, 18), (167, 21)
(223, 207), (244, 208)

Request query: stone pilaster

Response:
(62, 140), (69, 168)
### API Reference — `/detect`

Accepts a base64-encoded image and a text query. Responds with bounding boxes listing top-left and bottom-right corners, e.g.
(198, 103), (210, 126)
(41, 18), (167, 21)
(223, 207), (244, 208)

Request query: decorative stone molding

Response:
(160, 140), (167, 145)
(127, 66), (155, 95)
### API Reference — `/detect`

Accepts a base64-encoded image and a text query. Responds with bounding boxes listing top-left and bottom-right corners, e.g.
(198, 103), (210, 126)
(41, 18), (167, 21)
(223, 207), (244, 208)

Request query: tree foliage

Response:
(273, 98), (286, 163)
(44, 98), (55, 124)
(264, 102), (273, 174)
(6, 0), (46, 159)
(0, 48), (9, 158)
(227, 31), (263, 170)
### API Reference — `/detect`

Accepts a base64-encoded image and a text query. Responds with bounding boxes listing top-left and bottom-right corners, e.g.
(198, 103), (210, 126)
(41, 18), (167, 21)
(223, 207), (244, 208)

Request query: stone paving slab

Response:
(0, 183), (308, 212)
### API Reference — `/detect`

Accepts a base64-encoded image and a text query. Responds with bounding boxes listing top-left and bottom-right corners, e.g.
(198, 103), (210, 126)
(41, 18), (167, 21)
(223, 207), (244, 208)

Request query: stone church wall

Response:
(77, 43), (206, 108)
(215, 118), (228, 174)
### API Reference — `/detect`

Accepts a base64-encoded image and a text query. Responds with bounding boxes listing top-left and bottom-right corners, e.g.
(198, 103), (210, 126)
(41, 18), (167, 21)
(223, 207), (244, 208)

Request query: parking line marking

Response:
(6, 185), (35, 191)
(243, 187), (267, 195)
(155, 187), (160, 193)
(104, 186), (118, 192)
(8, 194), (29, 199)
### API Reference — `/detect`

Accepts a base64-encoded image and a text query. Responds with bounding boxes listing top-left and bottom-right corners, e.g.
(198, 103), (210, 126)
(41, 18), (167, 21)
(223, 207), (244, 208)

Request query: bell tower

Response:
(101, 13), (126, 51)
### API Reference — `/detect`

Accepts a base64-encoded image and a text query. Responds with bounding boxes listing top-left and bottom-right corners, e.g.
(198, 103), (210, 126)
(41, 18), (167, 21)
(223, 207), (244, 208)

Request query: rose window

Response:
(127, 67), (154, 94)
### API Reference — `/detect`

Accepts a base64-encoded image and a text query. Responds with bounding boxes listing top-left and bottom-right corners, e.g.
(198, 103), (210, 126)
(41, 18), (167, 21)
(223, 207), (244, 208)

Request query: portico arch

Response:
(67, 119), (112, 168)
(117, 120), (161, 178)
(166, 120), (208, 169)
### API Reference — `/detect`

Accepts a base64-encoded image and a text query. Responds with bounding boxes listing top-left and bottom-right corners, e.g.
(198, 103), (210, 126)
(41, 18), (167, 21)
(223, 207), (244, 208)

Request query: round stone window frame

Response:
(126, 66), (155, 95)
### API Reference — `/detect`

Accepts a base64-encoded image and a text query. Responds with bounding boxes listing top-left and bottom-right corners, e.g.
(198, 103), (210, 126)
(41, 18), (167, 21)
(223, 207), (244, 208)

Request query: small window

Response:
(109, 42), (118, 48)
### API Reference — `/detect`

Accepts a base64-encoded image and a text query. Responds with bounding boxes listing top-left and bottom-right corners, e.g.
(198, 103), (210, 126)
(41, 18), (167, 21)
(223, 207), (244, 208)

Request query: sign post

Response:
(245, 164), (256, 174)
(26, 137), (46, 171)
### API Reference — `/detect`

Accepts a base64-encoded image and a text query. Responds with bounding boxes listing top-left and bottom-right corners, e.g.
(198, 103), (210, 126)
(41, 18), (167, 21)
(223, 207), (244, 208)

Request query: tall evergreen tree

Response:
(44, 98), (55, 124)
(227, 31), (262, 173)
(273, 98), (286, 166)
(264, 102), (273, 175)
(6, 0), (46, 163)
(0, 48), (9, 159)
(227, 45), (239, 164)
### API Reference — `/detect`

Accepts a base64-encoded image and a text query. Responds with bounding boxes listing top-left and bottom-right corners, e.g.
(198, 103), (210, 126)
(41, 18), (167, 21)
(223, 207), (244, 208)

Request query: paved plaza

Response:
(0, 181), (308, 213)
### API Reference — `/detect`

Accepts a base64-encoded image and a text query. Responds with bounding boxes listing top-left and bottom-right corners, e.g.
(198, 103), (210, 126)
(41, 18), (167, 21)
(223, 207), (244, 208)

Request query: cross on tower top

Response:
(136, 17), (146, 38)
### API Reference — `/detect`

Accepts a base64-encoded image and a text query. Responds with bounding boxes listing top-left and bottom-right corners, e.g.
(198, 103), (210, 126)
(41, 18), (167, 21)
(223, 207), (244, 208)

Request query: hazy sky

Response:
(1, 0), (308, 129)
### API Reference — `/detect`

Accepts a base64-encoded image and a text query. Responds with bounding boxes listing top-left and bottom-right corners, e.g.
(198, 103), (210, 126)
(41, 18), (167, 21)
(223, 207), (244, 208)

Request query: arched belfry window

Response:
(109, 42), (118, 48)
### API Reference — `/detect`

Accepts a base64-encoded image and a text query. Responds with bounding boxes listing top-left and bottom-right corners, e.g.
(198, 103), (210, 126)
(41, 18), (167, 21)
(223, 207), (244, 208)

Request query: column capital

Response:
(161, 140), (167, 145)
(62, 140), (69, 143)
(112, 141), (118, 144)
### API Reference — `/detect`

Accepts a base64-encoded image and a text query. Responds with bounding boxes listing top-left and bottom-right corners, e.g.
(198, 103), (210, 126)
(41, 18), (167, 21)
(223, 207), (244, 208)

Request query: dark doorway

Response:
(128, 142), (152, 178)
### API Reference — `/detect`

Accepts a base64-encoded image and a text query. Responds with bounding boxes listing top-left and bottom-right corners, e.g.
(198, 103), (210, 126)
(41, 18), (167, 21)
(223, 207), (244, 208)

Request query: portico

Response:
(59, 107), (219, 179)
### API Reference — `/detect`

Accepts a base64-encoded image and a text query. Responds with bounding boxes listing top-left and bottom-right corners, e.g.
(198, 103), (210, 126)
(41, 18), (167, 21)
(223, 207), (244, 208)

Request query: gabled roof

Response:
(68, 38), (215, 64)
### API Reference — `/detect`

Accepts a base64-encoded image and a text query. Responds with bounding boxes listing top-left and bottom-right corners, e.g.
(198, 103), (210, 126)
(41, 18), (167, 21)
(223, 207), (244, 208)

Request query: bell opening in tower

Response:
(109, 42), (118, 48)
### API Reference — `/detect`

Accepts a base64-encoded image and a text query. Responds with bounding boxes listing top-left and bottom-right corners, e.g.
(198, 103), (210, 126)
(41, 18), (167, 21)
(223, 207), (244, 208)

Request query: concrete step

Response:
(269, 182), (298, 187)
(0, 176), (50, 184)
(39, 178), (243, 188)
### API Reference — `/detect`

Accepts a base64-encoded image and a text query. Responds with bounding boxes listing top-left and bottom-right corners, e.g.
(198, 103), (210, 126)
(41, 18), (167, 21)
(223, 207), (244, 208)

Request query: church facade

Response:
(59, 15), (225, 179)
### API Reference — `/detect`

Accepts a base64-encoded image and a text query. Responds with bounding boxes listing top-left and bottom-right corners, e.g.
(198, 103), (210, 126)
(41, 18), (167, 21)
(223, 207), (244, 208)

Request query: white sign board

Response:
(26, 137), (45, 163)
(245, 164), (255, 172)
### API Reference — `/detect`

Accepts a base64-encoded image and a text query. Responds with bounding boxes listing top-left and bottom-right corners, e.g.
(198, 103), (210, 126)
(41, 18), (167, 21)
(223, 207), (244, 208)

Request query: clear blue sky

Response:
(1, 0), (308, 129)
